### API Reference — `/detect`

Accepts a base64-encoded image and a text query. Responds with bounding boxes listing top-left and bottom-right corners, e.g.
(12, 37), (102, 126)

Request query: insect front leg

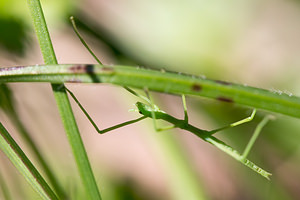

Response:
(66, 87), (146, 134)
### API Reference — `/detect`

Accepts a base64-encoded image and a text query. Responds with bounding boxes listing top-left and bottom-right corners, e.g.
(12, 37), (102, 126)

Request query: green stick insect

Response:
(67, 17), (273, 179)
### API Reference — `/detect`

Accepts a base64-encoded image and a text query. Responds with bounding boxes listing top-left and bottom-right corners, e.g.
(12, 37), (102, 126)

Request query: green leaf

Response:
(0, 18), (27, 55)
(0, 123), (58, 200)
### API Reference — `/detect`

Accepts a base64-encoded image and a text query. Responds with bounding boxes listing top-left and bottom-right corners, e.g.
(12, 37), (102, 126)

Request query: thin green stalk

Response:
(0, 123), (58, 200)
(0, 64), (300, 118)
(26, 1), (101, 199)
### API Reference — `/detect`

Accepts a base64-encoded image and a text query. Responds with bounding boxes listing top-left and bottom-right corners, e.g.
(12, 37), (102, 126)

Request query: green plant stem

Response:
(0, 123), (58, 200)
(0, 64), (300, 118)
(26, 1), (101, 199)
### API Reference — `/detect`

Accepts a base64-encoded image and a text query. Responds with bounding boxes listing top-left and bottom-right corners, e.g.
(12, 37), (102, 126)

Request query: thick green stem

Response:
(1, 64), (300, 118)
(26, 1), (101, 199)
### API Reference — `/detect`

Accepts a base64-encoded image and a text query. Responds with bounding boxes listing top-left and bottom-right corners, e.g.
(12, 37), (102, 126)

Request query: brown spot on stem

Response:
(69, 65), (87, 73)
(0, 66), (26, 72)
(191, 84), (202, 91)
(217, 96), (234, 103)
(216, 80), (232, 85)
(66, 78), (83, 83)
(101, 66), (115, 72)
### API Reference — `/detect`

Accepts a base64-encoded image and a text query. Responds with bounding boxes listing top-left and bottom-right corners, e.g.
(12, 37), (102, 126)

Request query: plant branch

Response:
(0, 64), (299, 118)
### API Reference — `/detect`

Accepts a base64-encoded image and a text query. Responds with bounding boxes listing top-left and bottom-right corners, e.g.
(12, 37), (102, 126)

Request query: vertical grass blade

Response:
(26, 0), (101, 199)
(0, 123), (58, 200)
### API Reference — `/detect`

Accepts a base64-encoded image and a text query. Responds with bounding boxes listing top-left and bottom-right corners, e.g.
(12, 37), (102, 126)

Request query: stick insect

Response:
(67, 17), (273, 179)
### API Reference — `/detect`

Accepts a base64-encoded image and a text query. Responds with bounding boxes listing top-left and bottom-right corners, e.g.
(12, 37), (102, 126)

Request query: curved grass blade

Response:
(0, 64), (299, 118)
(0, 123), (58, 200)
(0, 83), (66, 199)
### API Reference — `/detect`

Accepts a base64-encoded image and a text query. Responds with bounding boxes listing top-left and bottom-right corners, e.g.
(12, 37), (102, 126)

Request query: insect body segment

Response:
(136, 101), (201, 131)
(135, 96), (271, 180)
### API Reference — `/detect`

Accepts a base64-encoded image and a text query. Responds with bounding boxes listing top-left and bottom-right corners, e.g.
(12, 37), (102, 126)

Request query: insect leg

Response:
(242, 115), (273, 159)
(66, 87), (146, 134)
(71, 16), (153, 108)
(208, 109), (257, 135)
(70, 16), (103, 64)
(123, 86), (151, 104)
(143, 89), (175, 132)
(182, 95), (189, 123)
(70, 17), (150, 133)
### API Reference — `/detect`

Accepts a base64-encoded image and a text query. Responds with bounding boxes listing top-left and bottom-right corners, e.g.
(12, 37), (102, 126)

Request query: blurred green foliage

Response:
(0, 0), (77, 55)
(0, 18), (27, 55)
